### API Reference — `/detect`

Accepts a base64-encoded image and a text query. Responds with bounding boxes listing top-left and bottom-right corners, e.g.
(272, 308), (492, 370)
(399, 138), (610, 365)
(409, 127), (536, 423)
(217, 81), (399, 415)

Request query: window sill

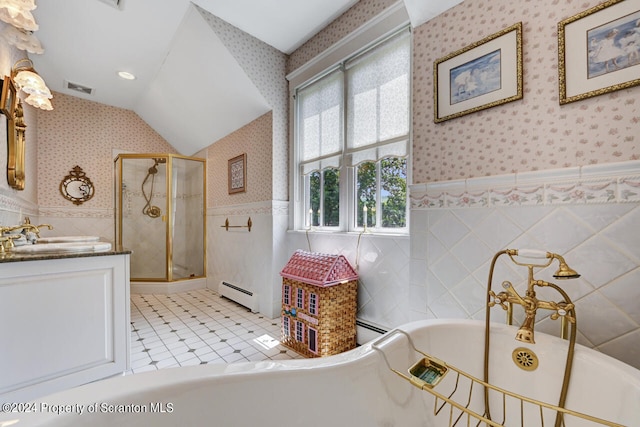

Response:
(287, 229), (409, 238)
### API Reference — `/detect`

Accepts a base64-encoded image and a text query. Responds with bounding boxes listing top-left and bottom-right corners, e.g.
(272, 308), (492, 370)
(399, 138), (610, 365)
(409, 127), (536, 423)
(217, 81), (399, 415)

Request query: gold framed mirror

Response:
(60, 166), (94, 205)
(7, 99), (25, 190)
(1, 76), (18, 118)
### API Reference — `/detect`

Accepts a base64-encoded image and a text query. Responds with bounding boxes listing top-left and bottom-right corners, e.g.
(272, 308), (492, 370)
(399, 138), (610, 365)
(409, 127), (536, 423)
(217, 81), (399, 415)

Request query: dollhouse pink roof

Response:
(280, 250), (358, 287)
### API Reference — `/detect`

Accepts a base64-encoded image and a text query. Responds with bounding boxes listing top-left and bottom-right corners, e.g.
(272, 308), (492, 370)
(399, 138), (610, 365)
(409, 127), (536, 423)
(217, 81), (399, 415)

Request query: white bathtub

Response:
(1, 319), (638, 427)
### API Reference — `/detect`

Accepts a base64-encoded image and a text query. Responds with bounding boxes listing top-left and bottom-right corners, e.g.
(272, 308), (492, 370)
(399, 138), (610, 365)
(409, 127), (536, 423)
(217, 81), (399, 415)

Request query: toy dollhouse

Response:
(280, 250), (358, 358)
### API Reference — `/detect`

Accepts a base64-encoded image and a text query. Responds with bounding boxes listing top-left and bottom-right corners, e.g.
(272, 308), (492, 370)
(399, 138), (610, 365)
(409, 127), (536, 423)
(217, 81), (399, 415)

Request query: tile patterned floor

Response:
(129, 289), (302, 374)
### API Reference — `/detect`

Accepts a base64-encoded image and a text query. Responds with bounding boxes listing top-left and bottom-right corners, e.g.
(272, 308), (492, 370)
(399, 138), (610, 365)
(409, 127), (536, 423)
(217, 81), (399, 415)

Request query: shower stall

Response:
(114, 154), (206, 288)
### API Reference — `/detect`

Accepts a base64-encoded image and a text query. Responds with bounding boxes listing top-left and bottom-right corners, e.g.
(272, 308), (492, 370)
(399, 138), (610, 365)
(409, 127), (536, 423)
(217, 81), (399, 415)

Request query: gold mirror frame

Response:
(60, 166), (94, 205)
(7, 99), (25, 190)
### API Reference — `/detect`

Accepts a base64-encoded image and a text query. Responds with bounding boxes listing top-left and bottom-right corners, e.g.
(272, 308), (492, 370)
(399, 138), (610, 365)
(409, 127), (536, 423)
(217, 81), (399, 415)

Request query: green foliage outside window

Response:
(309, 169), (340, 227)
(357, 157), (406, 228)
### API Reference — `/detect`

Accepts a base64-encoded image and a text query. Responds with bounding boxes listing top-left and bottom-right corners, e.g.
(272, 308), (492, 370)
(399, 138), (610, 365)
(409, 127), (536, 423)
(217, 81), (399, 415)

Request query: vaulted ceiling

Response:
(30, 0), (461, 155)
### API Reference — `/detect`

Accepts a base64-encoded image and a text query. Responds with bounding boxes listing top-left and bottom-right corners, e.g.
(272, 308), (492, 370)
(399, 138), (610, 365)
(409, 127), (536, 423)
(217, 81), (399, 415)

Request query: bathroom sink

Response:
(11, 241), (112, 254)
(37, 235), (100, 243)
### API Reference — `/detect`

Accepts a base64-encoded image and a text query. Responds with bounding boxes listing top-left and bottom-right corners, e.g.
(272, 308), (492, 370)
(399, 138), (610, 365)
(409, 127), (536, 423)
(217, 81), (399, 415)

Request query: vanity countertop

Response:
(0, 246), (131, 263)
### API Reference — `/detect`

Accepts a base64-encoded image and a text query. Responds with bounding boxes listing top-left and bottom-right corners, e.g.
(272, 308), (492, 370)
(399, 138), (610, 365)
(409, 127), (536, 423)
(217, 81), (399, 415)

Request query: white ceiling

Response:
(29, 0), (461, 155)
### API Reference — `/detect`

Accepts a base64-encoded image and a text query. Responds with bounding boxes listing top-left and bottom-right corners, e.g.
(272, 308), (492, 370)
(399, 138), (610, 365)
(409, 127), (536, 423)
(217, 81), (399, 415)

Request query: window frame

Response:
(294, 27), (411, 235)
(308, 292), (318, 316)
(296, 288), (305, 310)
(295, 320), (305, 343)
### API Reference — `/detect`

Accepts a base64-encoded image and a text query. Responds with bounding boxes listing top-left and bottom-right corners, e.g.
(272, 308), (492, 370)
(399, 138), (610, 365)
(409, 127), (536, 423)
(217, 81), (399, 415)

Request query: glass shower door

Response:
(118, 156), (169, 281)
(169, 157), (205, 280)
(115, 154), (206, 282)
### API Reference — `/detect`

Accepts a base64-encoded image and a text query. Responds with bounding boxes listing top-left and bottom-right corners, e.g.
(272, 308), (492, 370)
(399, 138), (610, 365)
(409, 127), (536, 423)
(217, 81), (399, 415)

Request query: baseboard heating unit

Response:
(218, 281), (258, 313)
(356, 319), (388, 346)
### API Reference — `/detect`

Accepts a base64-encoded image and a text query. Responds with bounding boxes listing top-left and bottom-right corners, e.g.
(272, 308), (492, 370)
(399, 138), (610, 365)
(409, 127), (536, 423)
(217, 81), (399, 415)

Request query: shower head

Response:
(552, 255), (581, 279)
(507, 249), (581, 279)
(148, 158), (166, 175)
(542, 253), (581, 279)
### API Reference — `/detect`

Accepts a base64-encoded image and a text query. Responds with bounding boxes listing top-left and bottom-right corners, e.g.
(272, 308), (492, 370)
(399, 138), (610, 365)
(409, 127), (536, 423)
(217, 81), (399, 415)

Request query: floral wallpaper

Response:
(286, 0), (398, 74)
(207, 111), (273, 207)
(36, 92), (177, 209)
(287, 0), (640, 185)
(412, 0), (640, 183)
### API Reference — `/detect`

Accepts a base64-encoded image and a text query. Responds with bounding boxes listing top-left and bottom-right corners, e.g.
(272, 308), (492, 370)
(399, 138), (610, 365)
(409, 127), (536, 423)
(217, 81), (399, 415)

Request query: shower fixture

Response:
(487, 249), (580, 344)
(484, 248), (581, 427)
(115, 153), (206, 283)
(141, 157), (166, 218)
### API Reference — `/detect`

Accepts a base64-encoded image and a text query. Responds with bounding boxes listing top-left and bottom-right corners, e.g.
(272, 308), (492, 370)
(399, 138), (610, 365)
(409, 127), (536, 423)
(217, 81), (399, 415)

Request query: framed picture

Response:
(434, 22), (523, 123)
(0, 76), (18, 118)
(559, 0), (640, 104)
(228, 153), (246, 194)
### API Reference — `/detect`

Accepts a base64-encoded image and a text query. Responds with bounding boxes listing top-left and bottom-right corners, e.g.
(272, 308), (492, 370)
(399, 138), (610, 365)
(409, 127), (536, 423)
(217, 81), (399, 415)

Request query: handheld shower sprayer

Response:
(142, 158), (166, 218)
(484, 248), (582, 427)
(491, 248), (581, 343)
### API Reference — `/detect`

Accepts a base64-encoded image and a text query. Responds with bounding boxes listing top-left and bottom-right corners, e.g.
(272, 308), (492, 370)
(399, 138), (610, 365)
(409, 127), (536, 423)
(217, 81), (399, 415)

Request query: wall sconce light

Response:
(11, 58), (52, 110)
(0, 0), (39, 32)
(0, 24), (43, 54)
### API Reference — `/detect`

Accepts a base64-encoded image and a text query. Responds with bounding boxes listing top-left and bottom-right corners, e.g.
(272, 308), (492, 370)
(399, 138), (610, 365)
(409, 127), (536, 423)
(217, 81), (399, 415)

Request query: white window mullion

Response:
(319, 172), (324, 227)
(376, 162), (381, 229)
(340, 64), (348, 232)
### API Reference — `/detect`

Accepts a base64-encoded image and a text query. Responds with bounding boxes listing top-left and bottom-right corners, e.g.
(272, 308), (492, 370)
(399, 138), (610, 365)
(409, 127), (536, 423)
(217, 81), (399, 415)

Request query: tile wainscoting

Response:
(207, 200), (289, 319)
(410, 160), (640, 369)
(0, 192), (38, 227)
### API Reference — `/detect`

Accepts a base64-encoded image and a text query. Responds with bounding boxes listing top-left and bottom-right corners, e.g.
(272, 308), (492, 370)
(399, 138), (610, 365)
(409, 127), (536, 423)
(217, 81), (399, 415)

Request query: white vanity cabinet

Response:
(0, 252), (130, 402)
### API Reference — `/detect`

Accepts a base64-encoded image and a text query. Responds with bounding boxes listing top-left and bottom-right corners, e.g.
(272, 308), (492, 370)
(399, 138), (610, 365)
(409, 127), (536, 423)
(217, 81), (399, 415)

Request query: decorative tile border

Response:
(38, 207), (114, 219)
(0, 191), (38, 223)
(410, 161), (640, 209)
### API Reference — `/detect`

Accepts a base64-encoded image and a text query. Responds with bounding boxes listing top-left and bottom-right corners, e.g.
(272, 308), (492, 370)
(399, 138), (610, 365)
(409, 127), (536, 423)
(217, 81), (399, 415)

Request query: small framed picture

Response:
(434, 22), (523, 123)
(228, 153), (246, 194)
(0, 76), (18, 118)
(559, 0), (640, 104)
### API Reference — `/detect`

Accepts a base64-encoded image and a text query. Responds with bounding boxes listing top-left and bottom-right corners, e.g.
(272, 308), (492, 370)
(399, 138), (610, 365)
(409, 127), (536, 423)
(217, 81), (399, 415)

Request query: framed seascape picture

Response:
(228, 153), (246, 194)
(434, 22), (523, 123)
(559, 0), (640, 104)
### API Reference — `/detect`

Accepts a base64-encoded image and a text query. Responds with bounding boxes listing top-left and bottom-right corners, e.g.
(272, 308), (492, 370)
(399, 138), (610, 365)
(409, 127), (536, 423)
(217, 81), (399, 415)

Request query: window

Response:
(283, 285), (291, 305)
(308, 327), (318, 354)
(296, 288), (305, 309)
(295, 321), (304, 343)
(308, 293), (318, 315)
(282, 316), (290, 337)
(296, 28), (410, 232)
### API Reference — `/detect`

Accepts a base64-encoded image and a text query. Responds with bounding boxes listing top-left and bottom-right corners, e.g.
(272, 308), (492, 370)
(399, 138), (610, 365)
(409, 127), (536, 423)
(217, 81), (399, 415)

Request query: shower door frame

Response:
(114, 153), (207, 282)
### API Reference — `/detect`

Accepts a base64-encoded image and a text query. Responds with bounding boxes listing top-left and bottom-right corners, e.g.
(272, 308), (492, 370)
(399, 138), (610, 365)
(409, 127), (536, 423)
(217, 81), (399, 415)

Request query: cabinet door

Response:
(0, 254), (130, 402)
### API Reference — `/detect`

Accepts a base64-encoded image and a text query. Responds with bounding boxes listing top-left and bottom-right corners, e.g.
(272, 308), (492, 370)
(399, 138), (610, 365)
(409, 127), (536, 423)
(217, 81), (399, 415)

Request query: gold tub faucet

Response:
(485, 248), (582, 427)
(488, 249), (580, 343)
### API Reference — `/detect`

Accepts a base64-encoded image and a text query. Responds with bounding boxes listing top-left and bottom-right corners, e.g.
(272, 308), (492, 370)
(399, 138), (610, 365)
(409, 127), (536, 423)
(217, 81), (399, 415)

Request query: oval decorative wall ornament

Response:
(60, 166), (94, 205)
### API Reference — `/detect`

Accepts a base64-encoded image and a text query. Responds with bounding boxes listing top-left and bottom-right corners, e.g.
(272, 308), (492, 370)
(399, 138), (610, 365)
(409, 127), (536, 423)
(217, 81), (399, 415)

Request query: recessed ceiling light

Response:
(118, 71), (135, 80)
